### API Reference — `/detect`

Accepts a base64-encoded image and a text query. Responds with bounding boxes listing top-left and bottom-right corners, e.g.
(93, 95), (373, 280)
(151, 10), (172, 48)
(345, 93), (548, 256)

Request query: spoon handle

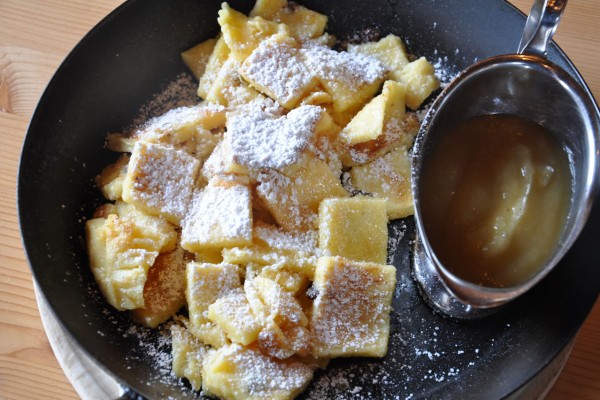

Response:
(518, 0), (567, 57)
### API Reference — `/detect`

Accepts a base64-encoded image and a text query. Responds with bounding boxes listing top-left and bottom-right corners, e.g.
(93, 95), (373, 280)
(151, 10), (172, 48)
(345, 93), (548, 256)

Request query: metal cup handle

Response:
(518, 0), (567, 57)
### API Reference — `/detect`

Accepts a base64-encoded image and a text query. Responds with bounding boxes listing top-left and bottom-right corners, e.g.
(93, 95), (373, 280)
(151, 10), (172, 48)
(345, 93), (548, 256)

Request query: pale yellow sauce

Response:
(420, 114), (571, 288)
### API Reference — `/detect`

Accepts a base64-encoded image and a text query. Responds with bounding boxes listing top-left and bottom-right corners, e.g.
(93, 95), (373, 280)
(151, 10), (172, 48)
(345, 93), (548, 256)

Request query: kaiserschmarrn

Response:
(85, 0), (439, 398)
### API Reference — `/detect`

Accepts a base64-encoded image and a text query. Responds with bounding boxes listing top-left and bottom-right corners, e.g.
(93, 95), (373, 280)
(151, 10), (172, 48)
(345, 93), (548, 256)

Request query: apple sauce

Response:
(419, 114), (572, 288)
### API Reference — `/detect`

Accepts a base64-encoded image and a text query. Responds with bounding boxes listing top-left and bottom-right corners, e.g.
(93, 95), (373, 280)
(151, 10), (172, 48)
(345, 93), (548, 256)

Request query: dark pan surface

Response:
(18, 0), (600, 398)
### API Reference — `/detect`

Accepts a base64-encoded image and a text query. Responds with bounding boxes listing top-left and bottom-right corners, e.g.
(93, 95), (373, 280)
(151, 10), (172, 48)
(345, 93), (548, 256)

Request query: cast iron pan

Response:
(18, 0), (600, 399)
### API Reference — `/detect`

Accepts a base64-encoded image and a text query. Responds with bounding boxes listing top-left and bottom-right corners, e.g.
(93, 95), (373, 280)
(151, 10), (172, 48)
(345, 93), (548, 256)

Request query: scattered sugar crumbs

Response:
(387, 221), (407, 265)
(123, 323), (174, 376)
(303, 318), (505, 400)
(129, 73), (199, 130)
(301, 267), (519, 400)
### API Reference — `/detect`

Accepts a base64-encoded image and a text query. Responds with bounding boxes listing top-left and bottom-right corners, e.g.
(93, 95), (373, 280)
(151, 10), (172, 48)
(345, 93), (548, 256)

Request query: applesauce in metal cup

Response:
(411, 0), (600, 318)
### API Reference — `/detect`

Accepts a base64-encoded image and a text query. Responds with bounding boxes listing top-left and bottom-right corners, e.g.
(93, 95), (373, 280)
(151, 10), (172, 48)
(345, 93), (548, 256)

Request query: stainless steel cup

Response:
(411, 0), (600, 318)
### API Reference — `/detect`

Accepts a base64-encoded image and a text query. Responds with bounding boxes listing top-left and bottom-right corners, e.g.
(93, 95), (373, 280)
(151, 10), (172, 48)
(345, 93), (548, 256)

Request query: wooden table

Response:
(1, 1), (599, 399)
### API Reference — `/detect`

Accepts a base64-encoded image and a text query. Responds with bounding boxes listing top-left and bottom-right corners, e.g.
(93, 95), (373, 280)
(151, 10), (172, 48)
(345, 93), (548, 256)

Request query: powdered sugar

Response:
(210, 289), (261, 338)
(252, 276), (307, 327)
(387, 221), (407, 265)
(181, 182), (253, 246)
(432, 56), (456, 87)
(412, 55), (460, 122)
(226, 104), (323, 169)
(255, 169), (318, 230)
(124, 323), (174, 373)
(254, 224), (318, 253)
(300, 43), (387, 86)
(135, 103), (225, 139)
(130, 73), (199, 130)
(126, 141), (199, 222)
(241, 37), (316, 108)
(140, 247), (187, 315)
(211, 57), (261, 108)
(310, 257), (395, 356)
(372, 152), (408, 186)
(186, 263), (242, 322)
(216, 343), (314, 396)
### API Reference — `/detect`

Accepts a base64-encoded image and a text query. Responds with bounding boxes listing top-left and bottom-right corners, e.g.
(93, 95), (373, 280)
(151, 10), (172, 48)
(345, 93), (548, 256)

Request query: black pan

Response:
(18, 0), (600, 399)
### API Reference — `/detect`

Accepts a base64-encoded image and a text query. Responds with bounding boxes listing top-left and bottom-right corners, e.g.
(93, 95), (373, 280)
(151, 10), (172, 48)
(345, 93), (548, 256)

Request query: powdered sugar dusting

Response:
(241, 37), (315, 107)
(254, 224), (318, 253)
(310, 258), (395, 355)
(127, 141), (199, 221)
(216, 344), (314, 396)
(210, 289), (261, 335)
(134, 103), (225, 139)
(300, 43), (387, 86)
(251, 276), (307, 327)
(130, 73), (199, 130)
(141, 247), (187, 314)
(414, 54), (461, 122)
(387, 221), (407, 265)
(187, 263), (241, 322)
(226, 104), (323, 169)
(255, 169), (317, 230)
(181, 182), (252, 245)
(432, 54), (458, 87)
(124, 323), (174, 375)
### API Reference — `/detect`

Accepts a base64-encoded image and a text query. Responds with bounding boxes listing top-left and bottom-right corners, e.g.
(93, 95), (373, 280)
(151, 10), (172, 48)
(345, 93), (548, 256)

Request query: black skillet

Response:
(18, 0), (600, 398)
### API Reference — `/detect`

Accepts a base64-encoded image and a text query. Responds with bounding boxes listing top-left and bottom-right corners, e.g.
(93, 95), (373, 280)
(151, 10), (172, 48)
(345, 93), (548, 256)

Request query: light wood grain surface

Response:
(1, 1), (599, 399)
